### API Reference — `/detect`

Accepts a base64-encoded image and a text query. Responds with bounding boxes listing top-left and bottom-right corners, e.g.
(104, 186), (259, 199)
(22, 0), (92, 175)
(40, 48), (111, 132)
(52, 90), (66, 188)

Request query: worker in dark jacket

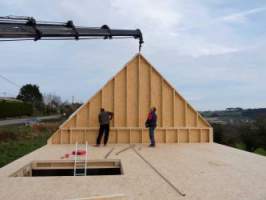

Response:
(96, 108), (113, 146)
(145, 107), (157, 147)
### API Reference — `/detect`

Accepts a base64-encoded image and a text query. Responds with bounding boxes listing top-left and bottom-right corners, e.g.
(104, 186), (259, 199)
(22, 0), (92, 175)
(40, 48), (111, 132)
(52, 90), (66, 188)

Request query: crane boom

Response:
(0, 16), (144, 51)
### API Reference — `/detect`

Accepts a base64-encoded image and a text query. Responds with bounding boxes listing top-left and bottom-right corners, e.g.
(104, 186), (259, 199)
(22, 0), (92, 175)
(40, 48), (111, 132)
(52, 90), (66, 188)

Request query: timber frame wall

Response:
(48, 54), (213, 144)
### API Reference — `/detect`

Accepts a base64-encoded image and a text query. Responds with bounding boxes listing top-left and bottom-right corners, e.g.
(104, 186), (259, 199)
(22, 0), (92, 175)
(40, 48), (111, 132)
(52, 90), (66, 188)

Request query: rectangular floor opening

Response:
(10, 159), (122, 177)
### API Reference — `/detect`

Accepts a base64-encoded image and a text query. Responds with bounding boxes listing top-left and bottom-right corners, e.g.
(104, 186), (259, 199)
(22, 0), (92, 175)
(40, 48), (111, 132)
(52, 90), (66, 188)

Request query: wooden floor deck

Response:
(0, 143), (266, 200)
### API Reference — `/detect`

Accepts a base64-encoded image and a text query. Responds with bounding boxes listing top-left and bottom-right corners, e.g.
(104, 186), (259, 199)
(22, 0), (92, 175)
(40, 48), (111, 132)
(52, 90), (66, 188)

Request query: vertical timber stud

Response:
(196, 112), (199, 127)
(141, 129), (143, 143)
(176, 129), (179, 143)
(59, 129), (62, 144)
(185, 103), (188, 127)
(188, 129), (191, 143)
(84, 129), (87, 144)
(200, 129), (203, 143)
(129, 129), (131, 144)
(115, 129), (118, 144)
(87, 103), (90, 127)
(138, 54), (141, 127)
(113, 77), (116, 127)
(126, 65), (128, 127)
(100, 89), (103, 110)
(82, 129), (86, 144)
(75, 115), (78, 128)
(112, 78), (115, 127)
(70, 129), (72, 144)
(161, 78), (164, 127)
(149, 67), (152, 110)
(164, 129), (167, 143)
(173, 89), (176, 127)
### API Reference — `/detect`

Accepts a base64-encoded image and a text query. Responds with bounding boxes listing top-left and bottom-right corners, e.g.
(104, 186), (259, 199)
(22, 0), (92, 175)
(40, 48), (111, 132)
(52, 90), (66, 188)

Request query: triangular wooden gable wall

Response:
(48, 54), (213, 144)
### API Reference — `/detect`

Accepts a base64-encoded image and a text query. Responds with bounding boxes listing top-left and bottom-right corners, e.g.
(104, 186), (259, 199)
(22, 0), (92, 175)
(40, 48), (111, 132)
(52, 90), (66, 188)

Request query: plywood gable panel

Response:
(174, 93), (186, 127)
(150, 68), (163, 127)
(51, 53), (211, 144)
(76, 106), (87, 127)
(88, 91), (102, 127)
(114, 69), (127, 127)
(102, 79), (114, 126)
(187, 104), (197, 127)
(162, 80), (174, 127)
(139, 56), (151, 127)
(126, 57), (139, 127)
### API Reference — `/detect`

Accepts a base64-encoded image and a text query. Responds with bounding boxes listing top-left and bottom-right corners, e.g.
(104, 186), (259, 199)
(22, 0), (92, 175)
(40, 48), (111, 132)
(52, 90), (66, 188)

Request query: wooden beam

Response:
(129, 129), (132, 144)
(161, 78), (163, 127)
(149, 67), (152, 109)
(196, 112), (199, 127)
(113, 77), (116, 127)
(125, 66), (128, 126)
(188, 129), (191, 143)
(141, 129), (143, 143)
(59, 130), (62, 144)
(165, 129), (167, 143)
(176, 129), (179, 143)
(184, 103), (188, 127)
(100, 89), (103, 108)
(69, 129), (72, 144)
(173, 89), (176, 127)
(87, 103), (90, 127)
(138, 54), (141, 127)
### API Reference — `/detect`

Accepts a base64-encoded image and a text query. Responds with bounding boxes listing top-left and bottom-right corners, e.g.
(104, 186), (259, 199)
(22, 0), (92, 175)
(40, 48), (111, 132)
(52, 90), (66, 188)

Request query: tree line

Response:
(213, 115), (266, 155)
(0, 84), (81, 118)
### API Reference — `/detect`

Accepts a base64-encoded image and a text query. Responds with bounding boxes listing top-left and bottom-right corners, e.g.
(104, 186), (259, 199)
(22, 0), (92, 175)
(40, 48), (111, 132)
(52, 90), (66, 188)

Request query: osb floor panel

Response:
(0, 143), (266, 200)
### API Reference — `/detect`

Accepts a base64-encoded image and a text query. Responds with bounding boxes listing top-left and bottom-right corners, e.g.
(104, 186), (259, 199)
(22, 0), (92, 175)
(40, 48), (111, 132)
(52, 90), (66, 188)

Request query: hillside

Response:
(201, 108), (266, 125)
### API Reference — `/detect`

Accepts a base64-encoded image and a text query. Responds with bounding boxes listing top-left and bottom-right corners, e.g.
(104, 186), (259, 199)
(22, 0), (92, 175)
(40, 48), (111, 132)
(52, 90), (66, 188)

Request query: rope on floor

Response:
(132, 147), (186, 197)
(115, 144), (135, 155)
(104, 147), (115, 159)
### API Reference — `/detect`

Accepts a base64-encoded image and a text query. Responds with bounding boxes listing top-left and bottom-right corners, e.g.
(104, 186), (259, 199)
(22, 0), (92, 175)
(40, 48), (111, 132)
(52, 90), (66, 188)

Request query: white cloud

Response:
(221, 7), (266, 23)
(110, 0), (182, 30)
(175, 39), (241, 57)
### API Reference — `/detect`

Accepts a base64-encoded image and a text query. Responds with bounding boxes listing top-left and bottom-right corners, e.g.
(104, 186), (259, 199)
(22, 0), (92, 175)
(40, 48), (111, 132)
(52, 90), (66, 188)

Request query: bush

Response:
(0, 100), (33, 118)
(254, 148), (266, 156)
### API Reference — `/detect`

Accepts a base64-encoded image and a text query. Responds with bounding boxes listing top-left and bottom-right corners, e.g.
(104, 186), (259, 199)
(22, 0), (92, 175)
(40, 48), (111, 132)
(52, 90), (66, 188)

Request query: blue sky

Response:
(0, 0), (266, 110)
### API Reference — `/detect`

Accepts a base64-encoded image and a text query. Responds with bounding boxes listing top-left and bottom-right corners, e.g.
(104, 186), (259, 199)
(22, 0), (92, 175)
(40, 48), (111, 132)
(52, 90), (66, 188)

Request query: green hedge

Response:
(0, 100), (33, 118)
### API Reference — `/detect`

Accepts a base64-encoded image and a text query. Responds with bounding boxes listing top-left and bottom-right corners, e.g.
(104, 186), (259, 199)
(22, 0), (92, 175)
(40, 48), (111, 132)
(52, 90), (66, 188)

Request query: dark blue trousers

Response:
(149, 127), (156, 145)
(96, 124), (110, 145)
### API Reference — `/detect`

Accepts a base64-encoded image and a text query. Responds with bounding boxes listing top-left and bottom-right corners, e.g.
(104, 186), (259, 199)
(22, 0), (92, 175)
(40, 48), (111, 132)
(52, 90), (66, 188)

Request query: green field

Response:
(0, 123), (58, 167)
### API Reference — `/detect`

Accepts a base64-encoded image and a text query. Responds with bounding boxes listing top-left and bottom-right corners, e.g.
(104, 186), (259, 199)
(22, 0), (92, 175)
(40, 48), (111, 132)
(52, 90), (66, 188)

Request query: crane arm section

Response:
(0, 16), (144, 51)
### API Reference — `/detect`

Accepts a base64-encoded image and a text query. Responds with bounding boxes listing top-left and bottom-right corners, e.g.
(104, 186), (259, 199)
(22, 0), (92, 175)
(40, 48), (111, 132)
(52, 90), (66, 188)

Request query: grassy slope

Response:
(0, 123), (58, 167)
